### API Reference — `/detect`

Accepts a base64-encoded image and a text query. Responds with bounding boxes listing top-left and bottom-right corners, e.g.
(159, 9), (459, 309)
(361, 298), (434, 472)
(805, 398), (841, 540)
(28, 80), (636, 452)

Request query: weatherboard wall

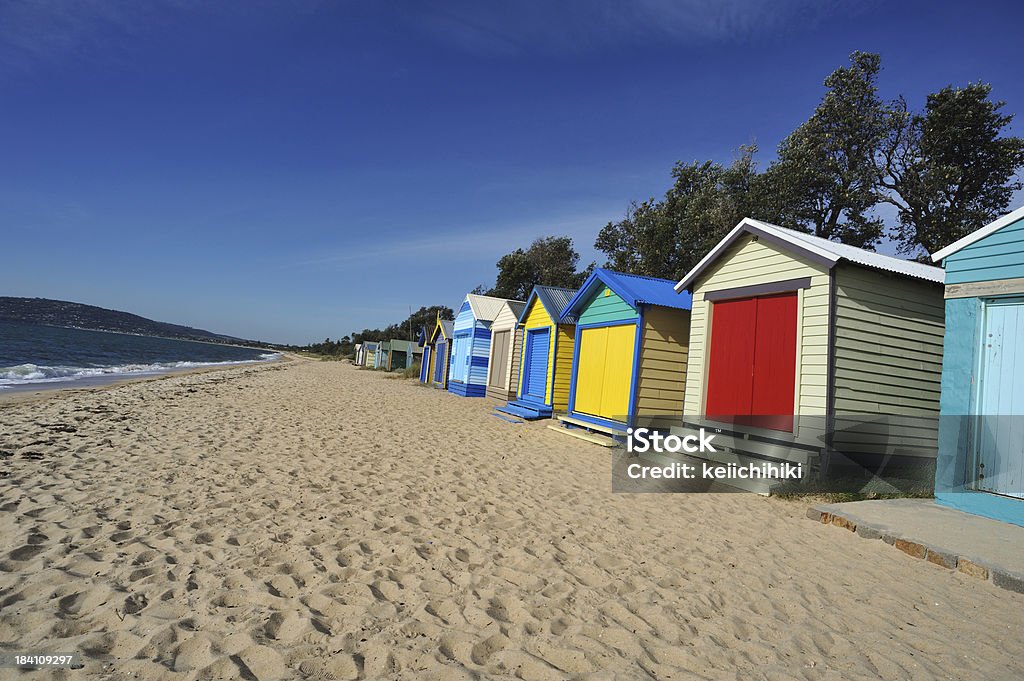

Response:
(943, 215), (1024, 285)
(634, 304), (690, 426)
(448, 301), (492, 398)
(830, 264), (945, 461)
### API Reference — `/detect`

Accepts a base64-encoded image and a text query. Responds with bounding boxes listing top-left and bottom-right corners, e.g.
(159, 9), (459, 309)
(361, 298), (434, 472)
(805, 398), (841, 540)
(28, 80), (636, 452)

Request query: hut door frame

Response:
(973, 297), (1024, 499)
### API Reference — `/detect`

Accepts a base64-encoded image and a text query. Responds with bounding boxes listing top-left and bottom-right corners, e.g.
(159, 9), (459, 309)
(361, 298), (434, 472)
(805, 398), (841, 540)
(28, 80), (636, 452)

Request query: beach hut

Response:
(425, 315), (454, 389)
(550, 269), (692, 438)
(353, 343), (363, 365)
(485, 300), (527, 401)
(496, 285), (578, 419)
(386, 339), (421, 371)
(673, 218), (945, 487)
(374, 341), (390, 369)
(417, 325), (431, 383)
(361, 341), (378, 368)
(448, 294), (524, 397)
(931, 206), (1024, 526)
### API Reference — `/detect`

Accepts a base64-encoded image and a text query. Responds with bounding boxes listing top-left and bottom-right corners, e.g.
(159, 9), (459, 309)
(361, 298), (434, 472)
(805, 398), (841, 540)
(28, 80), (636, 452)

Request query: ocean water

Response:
(0, 320), (280, 390)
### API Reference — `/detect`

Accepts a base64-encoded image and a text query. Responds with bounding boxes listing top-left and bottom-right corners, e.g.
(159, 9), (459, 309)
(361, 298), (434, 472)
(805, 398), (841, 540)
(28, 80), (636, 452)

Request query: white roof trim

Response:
(674, 218), (840, 292)
(465, 293), (525, 322)
(675, 217), (944, 292)
(931, 204), (1024, 262)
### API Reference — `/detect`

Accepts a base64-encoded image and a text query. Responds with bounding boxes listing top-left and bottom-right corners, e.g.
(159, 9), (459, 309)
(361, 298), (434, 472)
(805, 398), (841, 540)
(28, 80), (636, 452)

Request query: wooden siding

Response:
(944, 215), (1024, 285)
(552, 324), (575, 411)
(577, 285), (638, 325)
(509, 328), (523, 398)
(683, 234), (830, 419)
(449, 299), (492, 396)
(832, 264), (945, 459)
(635, 305), (690, 426)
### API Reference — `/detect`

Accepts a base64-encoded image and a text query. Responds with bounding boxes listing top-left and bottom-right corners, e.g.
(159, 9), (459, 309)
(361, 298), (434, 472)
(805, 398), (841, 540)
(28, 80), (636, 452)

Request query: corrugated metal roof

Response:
(466, 293), (526, 322)
(440, 319), (453, 338)
(676, 218), (944, 291)
(532, 285), (579, 324)
(505, 300), (526, 320)
(389, 339), (421, 353)
(562, 269), (692, 320)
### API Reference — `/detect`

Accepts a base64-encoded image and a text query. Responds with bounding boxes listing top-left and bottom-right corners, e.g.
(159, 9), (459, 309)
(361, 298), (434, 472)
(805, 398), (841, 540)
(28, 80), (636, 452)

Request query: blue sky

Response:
(2, 1), (1023, 344)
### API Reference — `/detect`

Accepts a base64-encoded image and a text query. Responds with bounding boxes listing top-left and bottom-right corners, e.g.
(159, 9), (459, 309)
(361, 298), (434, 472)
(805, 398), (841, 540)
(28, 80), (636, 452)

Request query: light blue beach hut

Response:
(932, 205), (1024, 526)
(448, 294), (523, 397)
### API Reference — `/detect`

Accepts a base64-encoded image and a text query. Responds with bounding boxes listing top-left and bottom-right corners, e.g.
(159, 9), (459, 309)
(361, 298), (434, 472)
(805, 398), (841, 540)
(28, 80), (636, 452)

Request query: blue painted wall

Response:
(448, 300), (492, 397)
(945, 216), (1024, 284)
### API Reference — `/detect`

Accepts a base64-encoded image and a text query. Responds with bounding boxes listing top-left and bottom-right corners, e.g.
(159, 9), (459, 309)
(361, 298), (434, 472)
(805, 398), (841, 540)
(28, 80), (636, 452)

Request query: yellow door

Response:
(574, 324), (635, 421)
(574, 327), (608, 417)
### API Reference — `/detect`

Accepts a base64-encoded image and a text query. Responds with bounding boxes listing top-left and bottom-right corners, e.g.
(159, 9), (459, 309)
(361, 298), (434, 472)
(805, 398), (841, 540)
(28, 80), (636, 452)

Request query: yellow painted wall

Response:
(552, 324), (575, 411)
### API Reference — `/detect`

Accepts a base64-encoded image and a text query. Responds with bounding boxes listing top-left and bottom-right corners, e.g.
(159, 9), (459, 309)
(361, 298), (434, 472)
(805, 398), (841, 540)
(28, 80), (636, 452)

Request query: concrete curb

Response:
(807, 506), (1024, 594)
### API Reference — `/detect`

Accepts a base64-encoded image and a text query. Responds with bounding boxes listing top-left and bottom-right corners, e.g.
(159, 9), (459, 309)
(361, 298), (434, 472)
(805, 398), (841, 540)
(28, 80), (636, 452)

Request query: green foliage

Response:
(350, 305), (454, 345)
(759, 51), (889, 249)
(596, 146), (761, 280)
(307, 335), (352, 358)
(485, 236), (593, 300)
(595, 51), (1024, 277)
(879, 83), (1024, 257)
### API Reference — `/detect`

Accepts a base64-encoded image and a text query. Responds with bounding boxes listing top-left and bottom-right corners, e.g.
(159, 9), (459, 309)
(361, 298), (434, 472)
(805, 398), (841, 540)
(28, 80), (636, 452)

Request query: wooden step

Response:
(547, 423), (619, 447)
(557, 414), (627, 437)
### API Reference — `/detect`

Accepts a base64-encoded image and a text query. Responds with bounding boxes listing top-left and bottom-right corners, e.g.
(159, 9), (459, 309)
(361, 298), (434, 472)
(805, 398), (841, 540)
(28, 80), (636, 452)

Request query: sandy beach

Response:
(1, 358), (1021, 681)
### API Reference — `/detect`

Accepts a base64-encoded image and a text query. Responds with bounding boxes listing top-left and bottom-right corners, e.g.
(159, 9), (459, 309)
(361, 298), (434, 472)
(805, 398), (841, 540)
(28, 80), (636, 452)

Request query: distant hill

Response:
(0, 297), (250, 345)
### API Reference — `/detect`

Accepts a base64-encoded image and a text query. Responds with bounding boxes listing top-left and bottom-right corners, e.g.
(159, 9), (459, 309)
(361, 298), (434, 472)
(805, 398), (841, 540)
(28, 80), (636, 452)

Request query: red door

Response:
(705, 293), (797, 432)
(705, 298), (756, 422)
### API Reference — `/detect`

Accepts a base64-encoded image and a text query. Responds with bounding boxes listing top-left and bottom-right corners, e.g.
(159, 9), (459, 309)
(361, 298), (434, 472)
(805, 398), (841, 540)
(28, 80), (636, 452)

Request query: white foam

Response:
(0, 353), (281, 387)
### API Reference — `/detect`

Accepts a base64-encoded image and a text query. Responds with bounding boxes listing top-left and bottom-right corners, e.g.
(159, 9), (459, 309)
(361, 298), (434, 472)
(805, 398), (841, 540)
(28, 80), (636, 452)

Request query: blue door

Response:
(420, 346), (431, 382)
(976, 299), (1024, 499)
(450, 334), (470, 383)
(434, 341), (447, 383)
(522, 328), (550, 402)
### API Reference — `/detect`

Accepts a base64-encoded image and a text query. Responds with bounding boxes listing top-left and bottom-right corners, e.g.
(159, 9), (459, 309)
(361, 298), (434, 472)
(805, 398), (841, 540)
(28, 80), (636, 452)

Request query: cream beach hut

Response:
(673, 218), (945, 489)
(485, 300), (527, 401)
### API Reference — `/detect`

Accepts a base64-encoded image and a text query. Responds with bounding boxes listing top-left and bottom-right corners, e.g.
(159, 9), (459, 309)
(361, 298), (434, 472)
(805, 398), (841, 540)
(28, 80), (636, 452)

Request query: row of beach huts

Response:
(353, 214), (1024, 526)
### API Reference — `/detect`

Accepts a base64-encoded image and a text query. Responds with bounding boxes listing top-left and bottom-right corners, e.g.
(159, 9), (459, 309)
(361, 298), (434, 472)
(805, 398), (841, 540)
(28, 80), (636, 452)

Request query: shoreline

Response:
(0, 353), (293, 406)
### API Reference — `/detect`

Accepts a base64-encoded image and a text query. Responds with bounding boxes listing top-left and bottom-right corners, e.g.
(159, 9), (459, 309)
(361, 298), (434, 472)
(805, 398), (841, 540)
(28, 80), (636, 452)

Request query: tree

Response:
(879, 83), (1024, 257)
(349, 305), (454, 345)
(487, 236), (592, 300)
(595, 146), (761, 281)
(761, 51), (891, 249)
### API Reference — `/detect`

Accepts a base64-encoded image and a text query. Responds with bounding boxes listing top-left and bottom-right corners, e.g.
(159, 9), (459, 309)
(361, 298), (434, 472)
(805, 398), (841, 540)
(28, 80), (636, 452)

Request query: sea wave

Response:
(0, 353), (282, 388)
